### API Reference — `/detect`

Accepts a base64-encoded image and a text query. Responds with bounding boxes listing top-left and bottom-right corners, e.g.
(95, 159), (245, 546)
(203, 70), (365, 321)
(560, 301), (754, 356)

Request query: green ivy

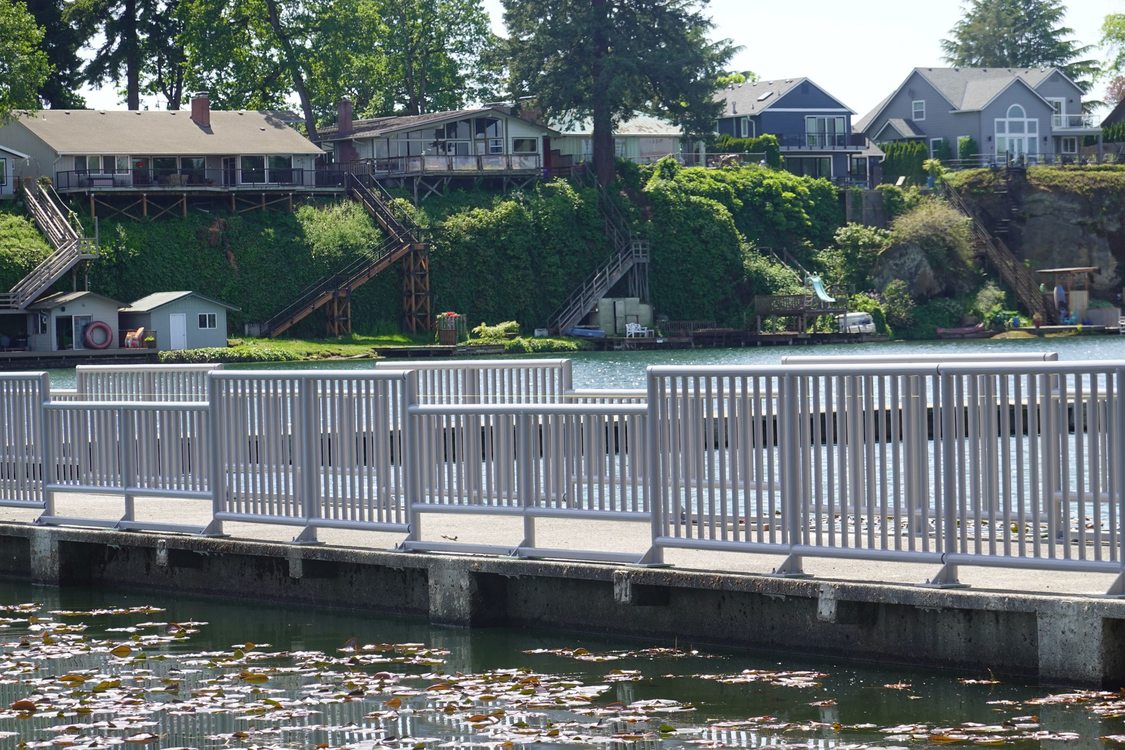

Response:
(881, 141), (928, 184)
(712, 134), (782, 167)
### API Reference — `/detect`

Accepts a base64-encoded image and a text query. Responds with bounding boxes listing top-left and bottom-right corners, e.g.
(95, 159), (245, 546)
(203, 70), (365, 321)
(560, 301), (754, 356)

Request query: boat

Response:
(565, 325), (606, 338)
(935, 322), (991, 339)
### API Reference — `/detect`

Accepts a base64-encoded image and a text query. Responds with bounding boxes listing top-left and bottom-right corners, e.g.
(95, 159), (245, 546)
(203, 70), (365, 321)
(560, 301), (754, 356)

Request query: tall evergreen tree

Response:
(67, 0), (144, 109)
(503, 0), (734, 186)
(25, 0), (87, 108)
(941, 0), (1097, 90)
(0, 0), (51, 119)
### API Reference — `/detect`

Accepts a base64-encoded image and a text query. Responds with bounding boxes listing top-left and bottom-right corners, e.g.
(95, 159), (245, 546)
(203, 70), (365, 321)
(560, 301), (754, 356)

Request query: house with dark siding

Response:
(715, 77), (877, 185)
(856, 67), (1103, 165)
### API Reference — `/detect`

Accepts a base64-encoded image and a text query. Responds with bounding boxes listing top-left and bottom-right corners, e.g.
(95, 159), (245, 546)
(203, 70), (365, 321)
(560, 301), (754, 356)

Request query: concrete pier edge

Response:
(3, 523), (1124, 686)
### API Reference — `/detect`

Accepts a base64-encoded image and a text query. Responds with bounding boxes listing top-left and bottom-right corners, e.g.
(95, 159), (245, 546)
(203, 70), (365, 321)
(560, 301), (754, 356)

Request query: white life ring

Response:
(84, 320), (113, 349)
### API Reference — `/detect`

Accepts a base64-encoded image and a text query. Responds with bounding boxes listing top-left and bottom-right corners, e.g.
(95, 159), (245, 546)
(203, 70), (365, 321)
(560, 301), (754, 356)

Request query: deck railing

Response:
(2, 358), (1124, 590)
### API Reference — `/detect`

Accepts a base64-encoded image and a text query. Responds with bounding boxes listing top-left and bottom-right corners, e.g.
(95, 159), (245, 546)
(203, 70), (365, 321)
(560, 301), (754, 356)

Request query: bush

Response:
(159, 345), (303, 364)
(958, 135), (979, 161)
(472, 320), (520, 340)
(897, 297), (966, 339)
(743, 247), (804, 296)
(712, 134), (782, 168)
(503, 336), (580, 353)
(889, 198), (975, 276)
(875, 184), (922, 221)
(881, 279), (916, 330)
(881, 141), (928, 185)
(814, 223), (891, 291)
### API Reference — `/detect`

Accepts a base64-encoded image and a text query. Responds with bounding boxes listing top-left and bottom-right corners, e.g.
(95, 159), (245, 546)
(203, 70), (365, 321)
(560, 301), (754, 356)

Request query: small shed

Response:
(0, 145), (28, 199)
(1038, 266), (1097, 322)
(119, 291), (239, 351)
(27, 291), (122, 351)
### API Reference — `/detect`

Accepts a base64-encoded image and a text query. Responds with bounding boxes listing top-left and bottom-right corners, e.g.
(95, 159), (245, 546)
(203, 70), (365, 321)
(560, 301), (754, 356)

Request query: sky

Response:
(82, 0), (1115, 116)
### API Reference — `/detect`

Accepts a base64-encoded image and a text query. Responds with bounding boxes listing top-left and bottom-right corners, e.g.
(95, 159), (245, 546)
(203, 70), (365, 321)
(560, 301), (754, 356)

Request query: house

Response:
(119, 291), (239, 351)
(1104, 99), (1125, 129)
(549, 116), (684, 168)
(0, 94), (325, 194)
(317, 101), (554, 178)
(27, 291), (122, 352)
(0, 145), (28, 199)
(715, 77), (876, 185)
(856, 67), (1103, 165)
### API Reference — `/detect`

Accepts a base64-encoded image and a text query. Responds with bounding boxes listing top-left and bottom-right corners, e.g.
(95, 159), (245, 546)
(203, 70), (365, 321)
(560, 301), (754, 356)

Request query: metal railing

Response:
(0, 358), (1123, 590)
(1052, 113), (1099, 130)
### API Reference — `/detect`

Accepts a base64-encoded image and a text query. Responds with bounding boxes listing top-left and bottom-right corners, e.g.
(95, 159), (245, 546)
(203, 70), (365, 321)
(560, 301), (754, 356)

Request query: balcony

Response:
(53, 167), (333, 192)
(777, 133), (866, 151)
(1051, 113), (1101, 132)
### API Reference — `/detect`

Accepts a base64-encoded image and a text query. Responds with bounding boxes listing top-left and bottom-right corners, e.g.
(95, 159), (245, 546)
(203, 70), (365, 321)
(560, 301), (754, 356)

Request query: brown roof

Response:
(318, 107), (555, 141)
(10, 109), (323, 156)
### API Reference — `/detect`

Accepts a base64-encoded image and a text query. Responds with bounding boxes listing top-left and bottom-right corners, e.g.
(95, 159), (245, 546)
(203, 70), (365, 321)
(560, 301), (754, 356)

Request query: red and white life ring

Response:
(84, 320), (113, 349)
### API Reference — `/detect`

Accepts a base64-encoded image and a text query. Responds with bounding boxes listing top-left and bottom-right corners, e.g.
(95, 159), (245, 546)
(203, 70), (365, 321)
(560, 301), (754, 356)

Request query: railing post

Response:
(401, 371), (421, 547)
(203, 372), (224, 536)
(118, 408), (135, 527)
(641, 368), (665, 566)
(36, 374), (51, 515)
(928, 370), (963, 587)
(293, 378), (320, 544)
(517, 412), (535, 553)
(1111, 366), (1125, 596)
(773, 372), (805, 577)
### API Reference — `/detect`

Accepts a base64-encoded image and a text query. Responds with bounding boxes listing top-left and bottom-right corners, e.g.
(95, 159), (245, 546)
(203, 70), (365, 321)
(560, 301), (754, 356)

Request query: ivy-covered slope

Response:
(0, 208), (52, 292)
(0, 164), (847, 336)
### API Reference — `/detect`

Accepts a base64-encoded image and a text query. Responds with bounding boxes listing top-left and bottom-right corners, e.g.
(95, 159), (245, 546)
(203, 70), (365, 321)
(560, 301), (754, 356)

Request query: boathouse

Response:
(119, 291), (239, 351)
(27, 290), (122, 351)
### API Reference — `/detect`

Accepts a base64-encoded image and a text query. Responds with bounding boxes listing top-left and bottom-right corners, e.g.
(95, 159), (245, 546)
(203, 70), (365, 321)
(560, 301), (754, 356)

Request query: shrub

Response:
(815, 223), (891, 291)
(471, 320), (520, 340)
(958, 135), (979, 161)
(882, 279), (916, 330)
(897, 297), (966, 339)
(712, 134), (782, 168)
(889, 198), (975, 273)
(158, 345), (302, 364)
(881, 141), (928, 185)
(503, 336), (579, 353)
(875, 184), (922, 221)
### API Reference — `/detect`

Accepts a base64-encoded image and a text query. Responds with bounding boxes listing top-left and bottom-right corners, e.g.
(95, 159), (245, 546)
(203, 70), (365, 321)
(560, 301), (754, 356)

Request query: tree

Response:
(25, 0), (87, 108)
(503, 0), (735, 186)
(67, 0), (145, 109)
(941, 0), (1098, 91)
(1104, 12), (1125, 75)
(0, 0), (51, 120)
(1107, 75), (1125, 106)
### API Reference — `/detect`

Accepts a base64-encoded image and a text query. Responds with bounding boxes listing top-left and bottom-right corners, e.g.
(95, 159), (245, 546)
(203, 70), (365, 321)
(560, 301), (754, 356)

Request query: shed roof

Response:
(121, 291), (240, 313)
(30, 290), (123, 310)
(7, 109), (323, 157)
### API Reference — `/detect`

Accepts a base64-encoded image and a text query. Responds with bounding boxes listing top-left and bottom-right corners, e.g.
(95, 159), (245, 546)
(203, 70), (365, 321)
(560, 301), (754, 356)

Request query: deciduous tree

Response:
(503, 0), (735, 186)
(0, 0), (51, 119)
(941, 0), (1097, 90)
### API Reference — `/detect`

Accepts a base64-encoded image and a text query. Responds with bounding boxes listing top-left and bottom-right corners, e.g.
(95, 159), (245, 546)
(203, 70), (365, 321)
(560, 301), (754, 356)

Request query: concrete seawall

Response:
(5, 523), (1125, 687)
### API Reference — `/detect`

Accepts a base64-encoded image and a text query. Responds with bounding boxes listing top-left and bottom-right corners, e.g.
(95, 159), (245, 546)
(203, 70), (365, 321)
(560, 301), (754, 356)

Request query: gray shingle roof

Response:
(857, 67), (1059, 133)
(878, 118), (926, 139)
(715, 77), (853, 118)
(30, 291), (122, 309)
(9, 109), (323, 157)
(121, 291), (239, 313)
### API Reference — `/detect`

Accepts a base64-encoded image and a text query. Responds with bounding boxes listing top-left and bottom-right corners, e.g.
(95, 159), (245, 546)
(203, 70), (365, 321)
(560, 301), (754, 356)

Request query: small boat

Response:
(935, 322), (990, 339)
(565, 325), (606, 338)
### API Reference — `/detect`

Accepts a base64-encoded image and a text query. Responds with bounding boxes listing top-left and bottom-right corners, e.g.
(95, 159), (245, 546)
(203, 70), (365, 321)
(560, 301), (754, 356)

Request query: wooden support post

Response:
(142, 193), (148, 217)
(182, 195), (187, 218)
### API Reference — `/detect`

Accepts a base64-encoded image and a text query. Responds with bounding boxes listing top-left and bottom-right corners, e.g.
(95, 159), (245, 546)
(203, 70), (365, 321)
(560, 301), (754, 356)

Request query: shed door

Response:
(169, 313), (188, 350)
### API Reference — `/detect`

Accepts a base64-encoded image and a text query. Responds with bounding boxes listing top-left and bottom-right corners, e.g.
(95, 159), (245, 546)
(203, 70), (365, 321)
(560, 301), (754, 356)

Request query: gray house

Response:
(27, 291), (122, 352)
(119, 291), (238, 351)
(856, 67), (1103, 165)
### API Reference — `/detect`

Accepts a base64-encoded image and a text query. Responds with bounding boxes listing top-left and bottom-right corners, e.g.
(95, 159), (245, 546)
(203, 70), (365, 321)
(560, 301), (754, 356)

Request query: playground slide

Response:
(808, 274), (836, 303)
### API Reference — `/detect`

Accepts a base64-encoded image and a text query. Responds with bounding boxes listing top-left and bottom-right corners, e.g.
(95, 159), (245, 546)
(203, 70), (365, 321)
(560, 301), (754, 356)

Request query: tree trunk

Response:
(590, 0), (613, 187)
(124, 0), (140, 109)
(264, 0), (318, 141)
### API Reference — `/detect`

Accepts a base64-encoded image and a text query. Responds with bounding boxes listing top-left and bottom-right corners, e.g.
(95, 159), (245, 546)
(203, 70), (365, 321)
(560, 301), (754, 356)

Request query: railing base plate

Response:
(920, 563), (967, 589)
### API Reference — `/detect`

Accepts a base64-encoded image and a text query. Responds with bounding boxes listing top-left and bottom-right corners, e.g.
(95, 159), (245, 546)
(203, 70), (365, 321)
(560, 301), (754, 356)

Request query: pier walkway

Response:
(1, 358), (1125, 684)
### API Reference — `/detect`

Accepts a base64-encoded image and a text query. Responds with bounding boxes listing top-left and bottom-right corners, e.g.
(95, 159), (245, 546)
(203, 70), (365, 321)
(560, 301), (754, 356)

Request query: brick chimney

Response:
(190, 92), (211, 129)
(337, 98), (353, 136)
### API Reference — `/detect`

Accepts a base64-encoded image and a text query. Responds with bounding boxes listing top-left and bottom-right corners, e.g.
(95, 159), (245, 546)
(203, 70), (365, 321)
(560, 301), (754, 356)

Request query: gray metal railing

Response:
(1, 358), (1124, 591)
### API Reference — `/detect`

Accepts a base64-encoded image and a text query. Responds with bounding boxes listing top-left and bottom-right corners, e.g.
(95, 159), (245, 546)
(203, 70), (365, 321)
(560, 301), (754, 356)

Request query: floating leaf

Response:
(110, 645), (132, 658)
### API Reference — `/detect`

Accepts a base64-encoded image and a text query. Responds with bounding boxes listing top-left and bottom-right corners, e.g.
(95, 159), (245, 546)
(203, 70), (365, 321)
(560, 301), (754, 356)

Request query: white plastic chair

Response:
(625, 322), (652, 338)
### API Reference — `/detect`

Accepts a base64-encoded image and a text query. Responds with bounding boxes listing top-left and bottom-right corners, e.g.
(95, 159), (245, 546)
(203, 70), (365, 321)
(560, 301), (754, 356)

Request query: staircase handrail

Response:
(8, 239), (85, 307)
(42, 182), (84, 237)
(942, 182), (1049, 321)
(24, 183), (81, 250)
(345, 173), (424, 246)
(259, 233), (407, 335)
(548, 240), (644, 332)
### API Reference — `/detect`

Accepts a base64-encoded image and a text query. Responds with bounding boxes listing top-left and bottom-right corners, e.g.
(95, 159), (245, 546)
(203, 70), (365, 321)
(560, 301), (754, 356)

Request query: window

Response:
(805, 116), (846, 148)
(152, 156), (177, 183)
(198, 313), (217, 330)
(1061, 136), (1078, 154)
(241, 155), (265, 183)
(488, 138), (504, 154)
(180, 156), (205, 184)
(912, 100), (925, 121)
(268, 155), (293, 184)
(512, 138), (538, 154)
(30, 313), (47, 336)
(930, 138), (944, 157)
(0, 158), (6, 187)
(75, 155), (100, 173)
(115, 155), (129, 174)
(738, 117), (754, 138)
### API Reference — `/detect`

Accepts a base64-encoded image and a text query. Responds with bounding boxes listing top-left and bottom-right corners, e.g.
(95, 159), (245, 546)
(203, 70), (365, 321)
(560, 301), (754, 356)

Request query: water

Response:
(39, 334), (1125, 391)
(0, 582), (1119, 749)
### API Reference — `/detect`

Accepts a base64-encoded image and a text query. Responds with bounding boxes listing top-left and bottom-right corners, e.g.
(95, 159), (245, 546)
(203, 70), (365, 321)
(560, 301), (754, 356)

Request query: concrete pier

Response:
(2, 520), (1124, 687)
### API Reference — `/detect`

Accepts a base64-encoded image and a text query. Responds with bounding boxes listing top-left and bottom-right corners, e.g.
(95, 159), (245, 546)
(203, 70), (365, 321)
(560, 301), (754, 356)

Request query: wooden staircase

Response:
(0, 181), (98, 310)
(259, 173), (431, 337)
(548, 177), (650, 334)
(942, 178), (1053, 323)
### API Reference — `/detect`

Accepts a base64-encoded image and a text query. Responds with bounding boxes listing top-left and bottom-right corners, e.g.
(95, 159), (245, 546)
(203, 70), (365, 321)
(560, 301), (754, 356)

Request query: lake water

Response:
(0, 581), (1119, 749)
(40, 334), (1125, 391)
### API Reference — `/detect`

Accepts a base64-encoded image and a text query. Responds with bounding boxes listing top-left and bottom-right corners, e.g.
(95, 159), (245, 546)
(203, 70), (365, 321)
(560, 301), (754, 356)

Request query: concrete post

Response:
(1036, 602), (1117, 685)
(29, 528), (60, 584)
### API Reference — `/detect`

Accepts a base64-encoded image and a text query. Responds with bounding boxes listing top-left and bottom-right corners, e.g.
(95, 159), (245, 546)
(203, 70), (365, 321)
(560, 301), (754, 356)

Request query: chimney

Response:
(190, 92), (211, 129)
(337, 98), (353, 136)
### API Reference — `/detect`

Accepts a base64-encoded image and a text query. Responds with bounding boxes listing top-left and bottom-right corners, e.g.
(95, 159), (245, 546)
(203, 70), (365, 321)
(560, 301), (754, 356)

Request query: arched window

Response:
(995, 103), (1039, 162)
(1006, 104), (1026, 119)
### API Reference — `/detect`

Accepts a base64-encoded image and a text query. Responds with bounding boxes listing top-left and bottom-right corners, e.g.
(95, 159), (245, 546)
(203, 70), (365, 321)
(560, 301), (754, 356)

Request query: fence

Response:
(3, 359), (1124, 590)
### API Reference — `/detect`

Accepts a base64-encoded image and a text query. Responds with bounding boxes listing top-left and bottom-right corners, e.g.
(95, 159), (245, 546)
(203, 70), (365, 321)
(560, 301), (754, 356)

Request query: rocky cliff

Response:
(950, 167), (1125, 297)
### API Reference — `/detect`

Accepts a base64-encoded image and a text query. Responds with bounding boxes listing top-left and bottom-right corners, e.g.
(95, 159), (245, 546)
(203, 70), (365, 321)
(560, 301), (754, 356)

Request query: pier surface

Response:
(4, 496), (1123, 687)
